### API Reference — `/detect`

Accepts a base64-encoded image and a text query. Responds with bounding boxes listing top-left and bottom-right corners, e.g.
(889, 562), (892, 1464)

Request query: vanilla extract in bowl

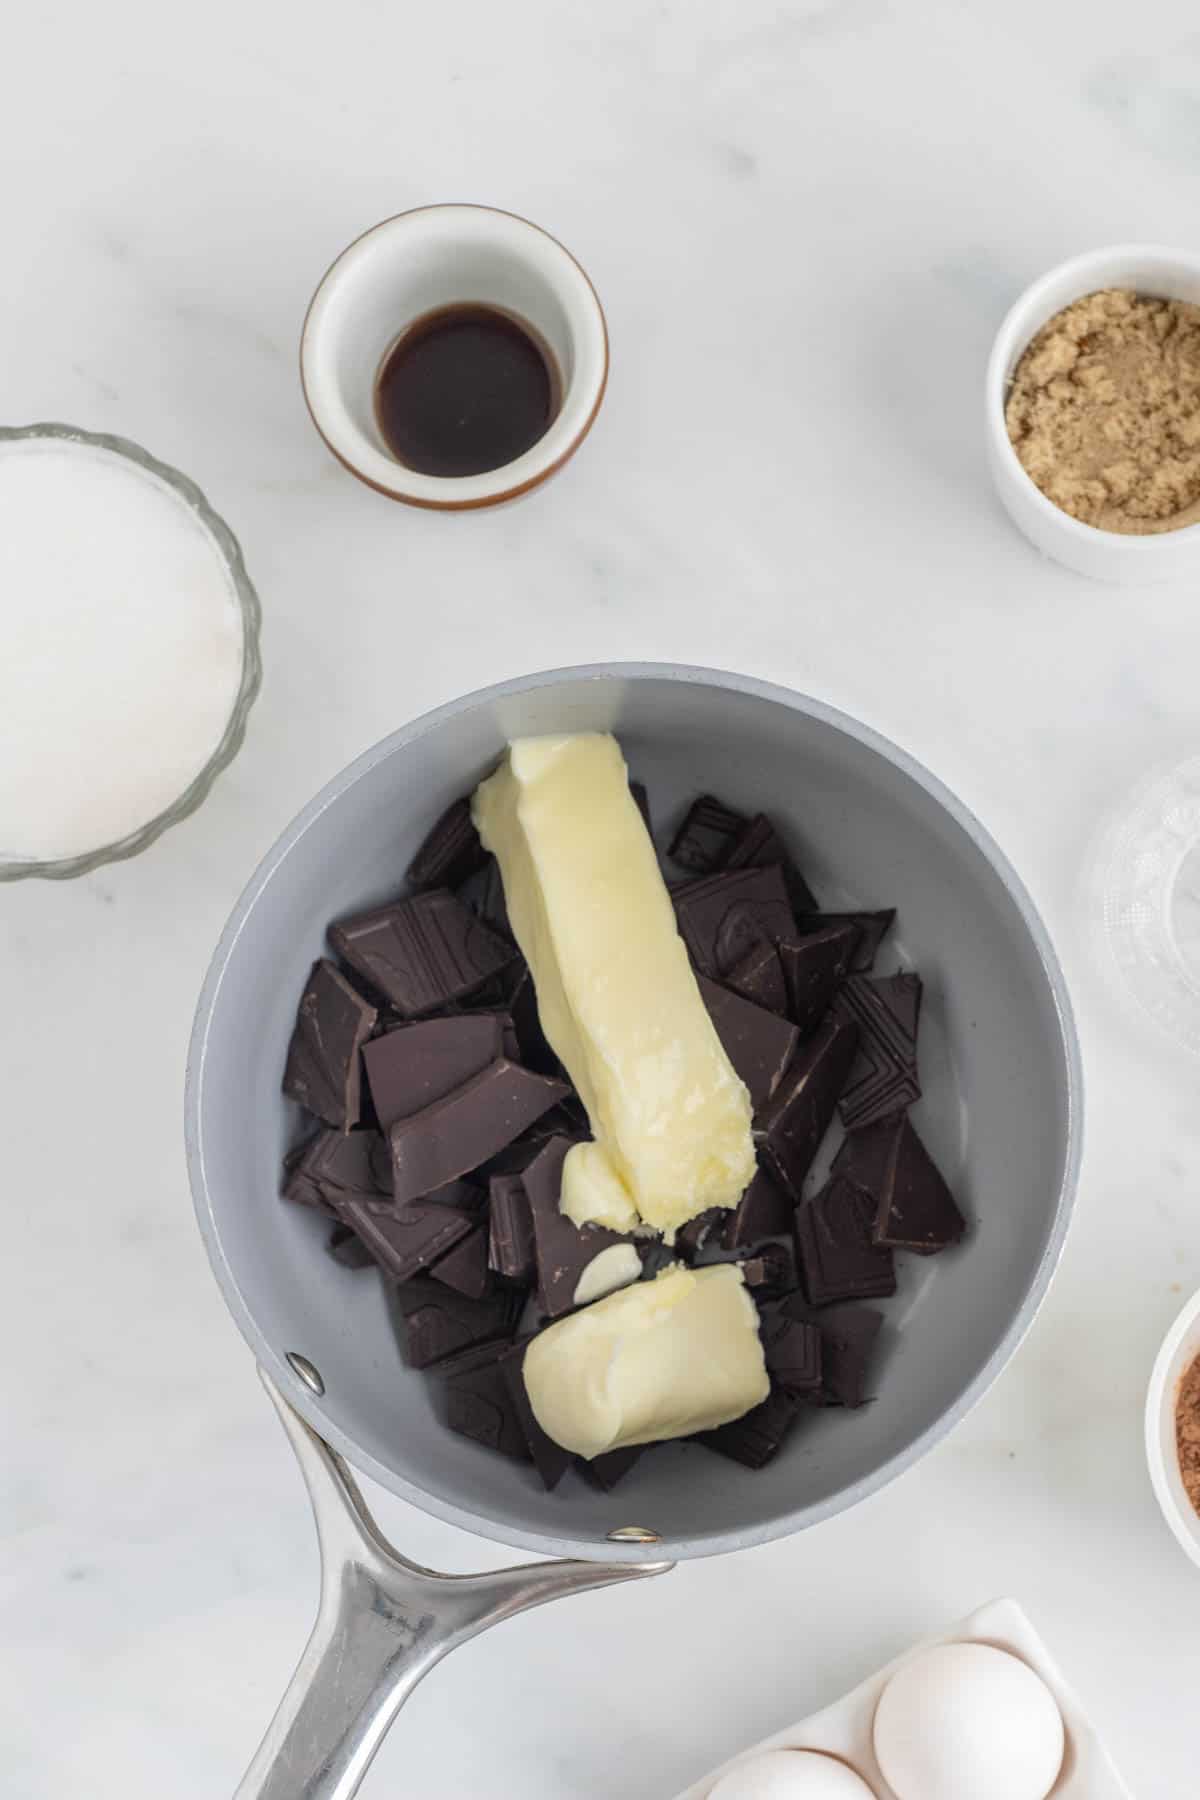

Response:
(374, 304), (560, 478)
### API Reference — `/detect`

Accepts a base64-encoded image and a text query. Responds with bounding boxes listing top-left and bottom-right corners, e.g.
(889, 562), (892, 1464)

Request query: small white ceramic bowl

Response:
(985, 244), (1200, 583)
(1145, 1285), (1200, 1568)
(300, 204), (608, 509)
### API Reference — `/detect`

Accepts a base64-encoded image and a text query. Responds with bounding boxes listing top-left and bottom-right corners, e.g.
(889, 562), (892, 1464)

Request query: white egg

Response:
(872, 1642), (1066, 1800)
(708, 1749), (878, 1799)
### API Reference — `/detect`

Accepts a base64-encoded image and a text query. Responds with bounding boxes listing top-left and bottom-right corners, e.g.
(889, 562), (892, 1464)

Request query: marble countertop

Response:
(5, 2), (1200, 1794)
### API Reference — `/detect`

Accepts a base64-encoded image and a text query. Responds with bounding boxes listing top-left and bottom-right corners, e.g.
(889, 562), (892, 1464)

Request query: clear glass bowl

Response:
(0, 423), (262, 881)
(1092, 755), (1200, 1054)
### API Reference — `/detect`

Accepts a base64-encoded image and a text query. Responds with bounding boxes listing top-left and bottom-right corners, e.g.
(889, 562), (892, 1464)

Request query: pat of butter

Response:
(524, 1263), (770, 1458)
(560, 1140), (641, 1233)
(472, 734), (755, 1235)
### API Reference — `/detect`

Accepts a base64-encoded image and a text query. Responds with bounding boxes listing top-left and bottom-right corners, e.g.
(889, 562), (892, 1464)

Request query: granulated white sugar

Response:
(0, 438), (246, 864)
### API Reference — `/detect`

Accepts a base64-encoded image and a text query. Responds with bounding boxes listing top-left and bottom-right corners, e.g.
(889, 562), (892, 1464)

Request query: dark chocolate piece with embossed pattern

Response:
(283, 959), (378, 1129)
(668, 793), (749, 873)
(756, 1013), (859, 1201)
(330, 888), (515, 1017)
(699, 1385), (802, 1469)
(723, 813), (817, 913)
(393, 1278), (519, 1369)
(335, 1194), (476, 1283)
(792, 910), (895, 974)
(778, 924), (859, 1037)
(445, 1356), (531, 1461)
(836, 973), (922, 1129)
(407, 797), (490, 892)
(835, 1113), (964, 1254)
(721, 940), (789, 1016)
(793, 1174), (896, 1306)
(673, 864), (796, 978)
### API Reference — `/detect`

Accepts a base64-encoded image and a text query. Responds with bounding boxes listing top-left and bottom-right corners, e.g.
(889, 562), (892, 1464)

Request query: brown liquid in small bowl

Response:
(375, 304), (560, 479)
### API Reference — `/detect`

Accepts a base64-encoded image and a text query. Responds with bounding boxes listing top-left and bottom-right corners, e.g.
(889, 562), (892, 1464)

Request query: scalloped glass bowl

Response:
(0, 423), (262, 881)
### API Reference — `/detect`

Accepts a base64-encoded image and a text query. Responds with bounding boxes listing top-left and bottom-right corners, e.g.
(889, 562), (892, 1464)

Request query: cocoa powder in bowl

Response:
(1175, 1349), (1200, 1516)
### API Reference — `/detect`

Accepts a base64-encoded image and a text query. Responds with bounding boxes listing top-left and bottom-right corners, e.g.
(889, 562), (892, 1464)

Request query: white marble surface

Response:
(5, 2), (1200, 1794)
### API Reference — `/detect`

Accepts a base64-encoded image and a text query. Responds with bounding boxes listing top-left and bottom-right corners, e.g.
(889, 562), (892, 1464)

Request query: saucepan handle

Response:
(237, 1370), (673, 1800)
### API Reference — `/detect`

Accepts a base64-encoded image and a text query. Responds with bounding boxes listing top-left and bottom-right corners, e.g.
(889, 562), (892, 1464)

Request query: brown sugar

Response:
(1005, 287), (1200, 534)
(1175, 1349), (1200, 1516)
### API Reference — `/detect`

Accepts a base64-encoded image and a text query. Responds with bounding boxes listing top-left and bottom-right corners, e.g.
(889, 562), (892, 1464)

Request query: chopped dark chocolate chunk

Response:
(721, 940), (789, 1016)
(579, 1445), (644, 1490)
(330, 888), (516, 1018)
(282, 1138), (338, 1215)
(756, 1013), (859, 1201)
(335, 1196), (476, 1282)
(758, 1308), (823, 1395)
(673, 865), (796, 977)
(506, 967), (560, 1076)
(721, 813), (781, 870)
(836, 973), (922, 1130)
(793, 910), (895, 973)
(739, 1239), (797, 1294)
(676, 1206), (723, 1261)
(836, 1113), (965, 1254)
(668, 793), (749, 873)
(522, 1135), (640, 1317)
(487, 1173), (536, 1283)
(698, 975), (799, 1112)
(722, 1165), (792, 1250)
(407, 797), (490, 892)
(781, 1297), (884, 1407)
(363, 1015), (504, 1130)
(430, 1223), (492, 1298)
(424, 1338), (511, 1380)
(389, 1059), (570, 1204)
(326, 1222), (375, 1269)
(445, 1358), (532, 1461)
(699, 1385), (802, 1468)
(393, 1278), (519, 1369)
(793, 1174), (897, 1306)
(723, 813), (818, 913)
(473, 1102), (582, 1183)
(499, 1014), (522, 1063)
(282, 959), (378, 1130)
(290, 1127), (392, 1212)
(502, 1342), (572, 1490)
(629, 779), (652, 834)
(778, 925), (859, 1037)
(457, 857), (513, 943)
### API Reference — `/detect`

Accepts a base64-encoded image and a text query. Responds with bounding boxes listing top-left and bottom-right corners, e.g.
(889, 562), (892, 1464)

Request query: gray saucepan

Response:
(185, 663), (1082, 1798)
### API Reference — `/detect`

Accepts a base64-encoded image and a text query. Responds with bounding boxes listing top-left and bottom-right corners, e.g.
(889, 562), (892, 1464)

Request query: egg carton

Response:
(672, 1598), (1133, 1799)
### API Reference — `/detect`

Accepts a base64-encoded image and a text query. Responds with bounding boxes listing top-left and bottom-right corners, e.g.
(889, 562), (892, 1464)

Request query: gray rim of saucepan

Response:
(184, 660), (1084, 1564)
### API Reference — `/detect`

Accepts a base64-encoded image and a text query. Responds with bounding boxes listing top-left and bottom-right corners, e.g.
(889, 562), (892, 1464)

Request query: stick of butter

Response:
(523, 1263), (770, 1458)
(472, 734), (755, 1235)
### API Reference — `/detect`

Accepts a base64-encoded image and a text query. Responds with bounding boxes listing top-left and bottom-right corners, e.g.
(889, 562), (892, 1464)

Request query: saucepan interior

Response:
(186, 664), (1081, 1562)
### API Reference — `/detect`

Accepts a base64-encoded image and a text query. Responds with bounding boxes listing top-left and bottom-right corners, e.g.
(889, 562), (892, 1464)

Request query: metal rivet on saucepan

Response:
(285, 1352), (325, 1396)
(606, 1526), (662, 1544)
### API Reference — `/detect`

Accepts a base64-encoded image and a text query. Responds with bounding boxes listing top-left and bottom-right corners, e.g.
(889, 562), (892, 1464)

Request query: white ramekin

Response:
(1145, 1286), (1200, 1569)
(300, 205), (608, 509)
(985, 244), (1200, 583)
